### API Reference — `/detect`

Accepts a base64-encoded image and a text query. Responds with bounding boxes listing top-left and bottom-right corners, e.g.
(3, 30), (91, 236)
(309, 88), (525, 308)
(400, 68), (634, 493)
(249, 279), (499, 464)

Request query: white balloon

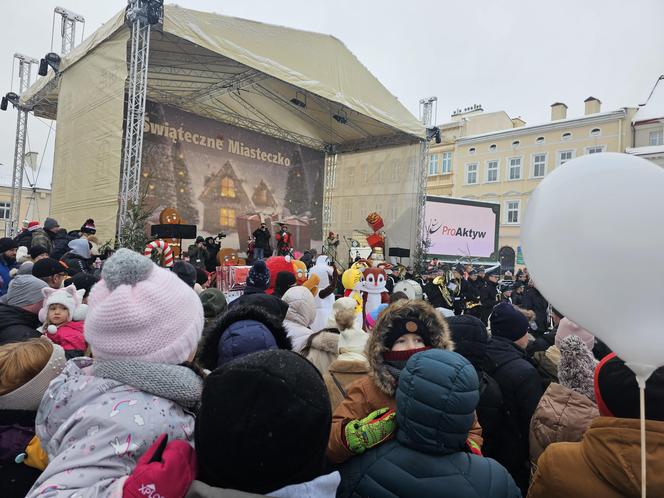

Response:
(522, 153), (664, 382)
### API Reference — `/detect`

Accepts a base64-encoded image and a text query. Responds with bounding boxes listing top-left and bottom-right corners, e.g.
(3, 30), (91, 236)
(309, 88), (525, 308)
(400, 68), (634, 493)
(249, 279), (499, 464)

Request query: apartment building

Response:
(0, 185), (52, 234)
(426, 106), (519, 196)
(627, 76), (664, 167)
(451, 98), (636, 267)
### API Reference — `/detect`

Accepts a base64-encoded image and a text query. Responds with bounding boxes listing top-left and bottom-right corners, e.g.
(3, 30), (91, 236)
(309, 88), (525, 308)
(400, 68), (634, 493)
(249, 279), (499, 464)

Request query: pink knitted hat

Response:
(85, 248), (204, 364)
(555, 317), (595, 351)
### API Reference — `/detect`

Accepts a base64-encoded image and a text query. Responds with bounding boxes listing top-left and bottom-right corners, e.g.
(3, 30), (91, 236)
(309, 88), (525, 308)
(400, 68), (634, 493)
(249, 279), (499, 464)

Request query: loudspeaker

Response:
(388, 247), (410, 258)
(150, 224), (197, 239)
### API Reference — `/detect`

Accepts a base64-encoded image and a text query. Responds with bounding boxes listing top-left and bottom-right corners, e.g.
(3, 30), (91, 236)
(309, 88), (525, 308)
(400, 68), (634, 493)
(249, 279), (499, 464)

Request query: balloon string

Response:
(640, 384), (646, 498)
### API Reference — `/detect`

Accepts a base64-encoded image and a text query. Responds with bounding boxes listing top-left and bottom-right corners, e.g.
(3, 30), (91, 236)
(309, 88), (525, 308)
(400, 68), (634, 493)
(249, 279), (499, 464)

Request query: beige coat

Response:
(302, 330), (339, 374)
(529, 382), (598, 464)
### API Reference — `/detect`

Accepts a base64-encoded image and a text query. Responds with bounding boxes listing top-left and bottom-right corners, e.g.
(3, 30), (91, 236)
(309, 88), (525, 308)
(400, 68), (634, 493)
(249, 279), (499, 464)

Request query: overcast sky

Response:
(1, 0), (662, 188)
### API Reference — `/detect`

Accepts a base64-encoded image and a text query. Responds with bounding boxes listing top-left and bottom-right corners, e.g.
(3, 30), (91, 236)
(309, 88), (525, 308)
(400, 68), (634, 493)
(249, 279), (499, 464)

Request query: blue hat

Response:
(247, 260), (270, 290)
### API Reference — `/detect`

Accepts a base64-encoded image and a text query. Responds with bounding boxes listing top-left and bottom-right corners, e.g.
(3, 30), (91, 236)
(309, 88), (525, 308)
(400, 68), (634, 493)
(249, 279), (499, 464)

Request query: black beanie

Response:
(195, 350), (331, 494)
(171, 261), (197, 287)
(595, 353), (664, 421)
(274, 271), (296, 297)
(489, 302), (530, 341)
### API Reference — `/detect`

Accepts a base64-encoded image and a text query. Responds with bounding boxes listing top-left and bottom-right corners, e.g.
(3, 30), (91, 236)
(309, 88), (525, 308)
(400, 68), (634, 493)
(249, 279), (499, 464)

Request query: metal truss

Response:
(55, 7), (85, 55)
(6, 54), (38, 237)
(413, 139), (430, 269)
(322, 152), (337, 237)
(117, 0), (158, 245)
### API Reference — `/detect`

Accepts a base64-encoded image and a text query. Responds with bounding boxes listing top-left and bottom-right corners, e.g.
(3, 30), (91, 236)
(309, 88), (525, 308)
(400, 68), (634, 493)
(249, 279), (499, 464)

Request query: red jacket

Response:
(46, 321), (86, 352)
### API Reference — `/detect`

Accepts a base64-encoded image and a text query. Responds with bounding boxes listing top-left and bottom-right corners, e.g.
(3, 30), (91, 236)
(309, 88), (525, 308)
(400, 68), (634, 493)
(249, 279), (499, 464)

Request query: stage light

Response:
(332, 110), (348, 124)
(147, 0), (164, 25)
(426, 127), (441, 144)
(290, 90), (306, 108)
(38, 52), (61, 76)
(1, 92), (19, 111)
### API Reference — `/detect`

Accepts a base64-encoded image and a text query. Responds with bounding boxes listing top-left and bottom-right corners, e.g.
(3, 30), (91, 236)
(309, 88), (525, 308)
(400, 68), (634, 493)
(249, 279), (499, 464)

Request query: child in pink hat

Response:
(27, 249), (205, 497)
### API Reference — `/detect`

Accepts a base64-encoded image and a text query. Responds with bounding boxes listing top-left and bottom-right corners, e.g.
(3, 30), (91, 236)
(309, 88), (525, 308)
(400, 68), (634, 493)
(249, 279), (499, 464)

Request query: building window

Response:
(469, 147), (476, 155)
(428, 154), (440, 176)
(649, 130), (664, 146)
(590, 128), (601, 137)
(0, 202), (9, 220)
(536, 136), (545, 144)
(532, 153), (547, 178)
(220, 177), (236, 198)
(505, 200), (520, 224)
(586, 146), (605, 154)
(465, 163), (478, 184)
(441, 151), (452, 174)
(559, 150), (575, 165)
(489, 144), (497, 151)
(562, 132), (572, 141)
(219, 208), (236, 227)
(512, 140), (520, 149)
(508, 157), (522, 180)
(486, 160), (499, 182)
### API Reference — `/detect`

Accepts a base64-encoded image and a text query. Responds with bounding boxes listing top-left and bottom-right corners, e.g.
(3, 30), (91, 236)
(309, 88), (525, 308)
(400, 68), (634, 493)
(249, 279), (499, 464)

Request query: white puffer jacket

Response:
(282, 286), (316, 353)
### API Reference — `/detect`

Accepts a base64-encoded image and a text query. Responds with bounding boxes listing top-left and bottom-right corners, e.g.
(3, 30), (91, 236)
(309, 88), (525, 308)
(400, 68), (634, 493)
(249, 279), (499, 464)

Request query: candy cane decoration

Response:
(144, 239), (174, 267)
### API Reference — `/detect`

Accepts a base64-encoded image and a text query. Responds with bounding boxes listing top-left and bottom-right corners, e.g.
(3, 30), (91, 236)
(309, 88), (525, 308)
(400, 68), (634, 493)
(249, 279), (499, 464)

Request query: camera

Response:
(215, 232), (227, 242)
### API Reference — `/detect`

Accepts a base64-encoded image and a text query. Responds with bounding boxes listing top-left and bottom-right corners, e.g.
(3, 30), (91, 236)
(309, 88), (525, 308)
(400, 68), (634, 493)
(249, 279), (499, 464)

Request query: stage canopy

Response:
(23, 5), (424, 151)
(20, 5), (425, 243)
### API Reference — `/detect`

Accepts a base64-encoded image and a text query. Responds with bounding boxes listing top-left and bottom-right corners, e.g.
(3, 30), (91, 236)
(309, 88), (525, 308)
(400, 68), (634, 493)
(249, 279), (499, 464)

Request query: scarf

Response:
(382, 347), (431, 381)
(94, 360), (204, 412)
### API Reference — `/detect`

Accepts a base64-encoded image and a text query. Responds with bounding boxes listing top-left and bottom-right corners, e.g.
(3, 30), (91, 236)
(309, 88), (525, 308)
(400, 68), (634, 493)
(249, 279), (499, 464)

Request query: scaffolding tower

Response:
(117, 0), (163, 246)
(54, 6), (85, 55)
(5, 54), (38, 237)
(413, 96), (438, 270)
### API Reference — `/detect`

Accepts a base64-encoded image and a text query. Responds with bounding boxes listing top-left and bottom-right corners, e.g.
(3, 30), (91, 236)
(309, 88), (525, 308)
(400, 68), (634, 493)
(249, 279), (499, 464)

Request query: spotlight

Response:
(0, 92), (19, 111)
(147, 0), (164, 25)
(332, 110), (348, 124)
(38, 52), (61, 76)
(290, 90), (306, 108)
(426, 127), (441, 144)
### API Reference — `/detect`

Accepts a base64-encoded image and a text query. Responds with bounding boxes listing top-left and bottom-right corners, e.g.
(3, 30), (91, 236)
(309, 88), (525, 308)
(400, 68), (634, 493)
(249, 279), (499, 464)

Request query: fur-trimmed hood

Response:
(367, 300), (453, 397)
(197, 305), (291, 370)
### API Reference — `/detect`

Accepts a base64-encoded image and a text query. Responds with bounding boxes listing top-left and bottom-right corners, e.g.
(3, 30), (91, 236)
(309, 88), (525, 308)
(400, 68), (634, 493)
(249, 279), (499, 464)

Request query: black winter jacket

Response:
(485, 336), (544, 493)
(252, 228), (271, 250)
(61, 251), (93, 275)
(49, 231), (73, 260)
(338, 349), (520, 498)
(447, 315), (505, 458)
(0, 304), (41, 346)
(520, 287), (548, 332)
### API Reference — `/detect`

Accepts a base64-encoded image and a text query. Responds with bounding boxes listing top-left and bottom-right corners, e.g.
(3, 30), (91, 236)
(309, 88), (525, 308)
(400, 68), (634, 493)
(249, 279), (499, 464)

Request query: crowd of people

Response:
(1, 217), (663, 497)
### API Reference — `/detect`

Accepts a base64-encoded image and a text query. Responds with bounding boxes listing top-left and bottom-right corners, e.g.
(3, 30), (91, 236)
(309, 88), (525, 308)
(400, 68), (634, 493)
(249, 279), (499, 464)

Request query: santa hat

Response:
(39, 284), (87, 325)
(80, 218), (96, 234)
(27, 221), (42, 231)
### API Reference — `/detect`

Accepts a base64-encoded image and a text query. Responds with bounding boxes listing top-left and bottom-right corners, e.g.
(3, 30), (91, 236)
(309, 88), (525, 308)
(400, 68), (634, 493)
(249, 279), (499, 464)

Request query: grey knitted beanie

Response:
(558, 335), (597, 401)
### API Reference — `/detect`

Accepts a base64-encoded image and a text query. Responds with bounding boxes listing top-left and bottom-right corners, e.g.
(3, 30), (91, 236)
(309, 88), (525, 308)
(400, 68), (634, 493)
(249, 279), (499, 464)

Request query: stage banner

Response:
(141, 101), (325, 252)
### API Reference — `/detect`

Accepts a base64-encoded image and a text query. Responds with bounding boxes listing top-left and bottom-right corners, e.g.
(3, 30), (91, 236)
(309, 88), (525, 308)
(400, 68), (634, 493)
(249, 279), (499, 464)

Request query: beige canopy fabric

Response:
(21, 5), (425, 246)
(23, 5), (424, 150)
